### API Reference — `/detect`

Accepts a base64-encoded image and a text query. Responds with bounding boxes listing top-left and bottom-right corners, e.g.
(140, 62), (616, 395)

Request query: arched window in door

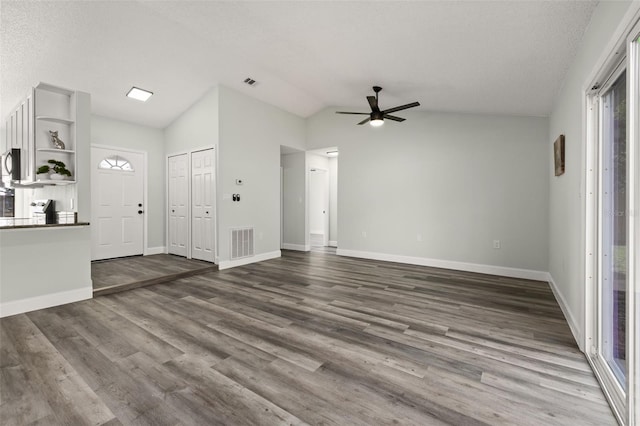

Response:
(98, 155), (134, 171)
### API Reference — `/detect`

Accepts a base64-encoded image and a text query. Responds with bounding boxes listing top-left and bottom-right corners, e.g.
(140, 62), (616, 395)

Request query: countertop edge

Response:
(0, 222), (90, 230)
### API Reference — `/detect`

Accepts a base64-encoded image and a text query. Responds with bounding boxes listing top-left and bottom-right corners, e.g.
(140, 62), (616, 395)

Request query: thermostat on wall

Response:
(235, 179), (243, 185)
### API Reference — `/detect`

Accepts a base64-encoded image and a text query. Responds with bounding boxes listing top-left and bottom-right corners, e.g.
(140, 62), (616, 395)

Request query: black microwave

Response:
(1, 148), (21, 185)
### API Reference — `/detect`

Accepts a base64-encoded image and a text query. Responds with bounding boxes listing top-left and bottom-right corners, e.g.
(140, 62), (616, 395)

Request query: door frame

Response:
(166, 145), (217, 262)
(583, 7), (640, 425)
(91, 144), (148, 256)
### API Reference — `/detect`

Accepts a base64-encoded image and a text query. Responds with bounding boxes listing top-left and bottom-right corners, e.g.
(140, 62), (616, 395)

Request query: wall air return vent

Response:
(230, 227), (254, 259)
(243, 77), (257, 86)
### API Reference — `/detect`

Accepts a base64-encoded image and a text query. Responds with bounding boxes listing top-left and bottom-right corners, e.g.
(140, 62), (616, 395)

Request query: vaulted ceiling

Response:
(1, 1), (598, 129)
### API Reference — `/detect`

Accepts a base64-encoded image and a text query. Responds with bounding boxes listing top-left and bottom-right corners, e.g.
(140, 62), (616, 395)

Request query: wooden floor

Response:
(1, 250), (615, 425)
(92, 254), (217, 296)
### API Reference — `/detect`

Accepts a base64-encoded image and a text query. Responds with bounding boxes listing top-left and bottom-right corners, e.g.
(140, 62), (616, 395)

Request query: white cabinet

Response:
(4, 89), (34, 181)
(3, 83), (84, 186)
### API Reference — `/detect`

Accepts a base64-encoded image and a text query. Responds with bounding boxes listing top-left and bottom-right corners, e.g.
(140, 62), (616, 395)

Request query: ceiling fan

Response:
(336, 86), (420, 126)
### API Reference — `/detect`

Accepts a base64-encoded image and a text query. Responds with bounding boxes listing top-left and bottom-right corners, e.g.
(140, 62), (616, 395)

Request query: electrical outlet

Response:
(417, 233), (422, 242)
(493, 240), (501, 249)
(362, 231), (367, 238)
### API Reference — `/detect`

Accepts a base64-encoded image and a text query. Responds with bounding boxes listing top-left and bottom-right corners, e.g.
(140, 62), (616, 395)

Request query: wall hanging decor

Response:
(554, 134), (565, 176)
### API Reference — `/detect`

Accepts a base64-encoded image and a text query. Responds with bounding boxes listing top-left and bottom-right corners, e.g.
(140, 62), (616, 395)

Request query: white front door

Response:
(91, 147), (144, 260)
(168, 154), (188, 257)
(191, 148), (215, 262)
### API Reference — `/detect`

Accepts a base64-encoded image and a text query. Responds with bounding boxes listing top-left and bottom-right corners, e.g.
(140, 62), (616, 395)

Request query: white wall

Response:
(548, 1), (632, 343)
(164, 87), (219, 155)
(217, 86), (306, 266)
(281, 152), (306, 249)
(91, 115), (166, 250)
(307, 109), (549, 276)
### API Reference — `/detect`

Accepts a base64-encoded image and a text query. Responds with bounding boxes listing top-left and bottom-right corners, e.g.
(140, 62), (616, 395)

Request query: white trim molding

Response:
(145, 246), (167, 255)
(0, 286), (92, 318)
(337, 249), (549, 281)
(218, 250), (281, 270)
(281, 243), (310, 251)
(547, 273), (583, 351)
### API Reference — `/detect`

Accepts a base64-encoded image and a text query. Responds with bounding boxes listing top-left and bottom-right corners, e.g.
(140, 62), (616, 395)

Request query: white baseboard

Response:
(329, 241), (338, 247)
(0, 286), (93, 318)
(281, 243), (310, 251)
(547, 273), (583, 351)
(336, 249), (550, 281)
(145, 246), (166, 255)
(218, 250), (281, 270)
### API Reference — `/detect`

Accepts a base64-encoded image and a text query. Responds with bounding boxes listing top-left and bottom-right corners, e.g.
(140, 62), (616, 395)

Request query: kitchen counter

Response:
(1, 223), (92, 317)
(0, 217), (89, 229)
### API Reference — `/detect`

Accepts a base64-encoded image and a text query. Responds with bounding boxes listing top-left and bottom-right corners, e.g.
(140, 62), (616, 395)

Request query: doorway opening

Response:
(280, 146), (338, 254)
(307, 147), (338, 254)
(309, 167), (328, 249)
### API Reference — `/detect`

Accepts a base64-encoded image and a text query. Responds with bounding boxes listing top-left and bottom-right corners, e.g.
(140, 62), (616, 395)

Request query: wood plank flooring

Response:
(92, 254), (217, 296)
(1, 250), (615, 425)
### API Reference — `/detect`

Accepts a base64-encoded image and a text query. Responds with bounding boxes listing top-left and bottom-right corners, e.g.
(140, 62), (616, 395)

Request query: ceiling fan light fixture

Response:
(370, 111), (384, 127)
(335, 86), (419, 126)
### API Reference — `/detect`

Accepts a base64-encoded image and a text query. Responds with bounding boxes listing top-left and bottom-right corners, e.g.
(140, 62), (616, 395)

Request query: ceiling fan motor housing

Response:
(371, 111), (384, 121)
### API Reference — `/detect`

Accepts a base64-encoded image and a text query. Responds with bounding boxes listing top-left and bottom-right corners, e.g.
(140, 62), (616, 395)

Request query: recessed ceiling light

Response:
(126, 87), (153, 102)
(326, 150), (339, 157)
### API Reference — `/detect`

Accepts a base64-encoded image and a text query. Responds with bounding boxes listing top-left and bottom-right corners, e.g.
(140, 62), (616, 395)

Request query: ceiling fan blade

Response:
(367, 96), (379, 112)
(357, 117), (371, 125)
(336, 111), (370, 115)
(384, 114), (405, 122)
(382, 101), (420, 114)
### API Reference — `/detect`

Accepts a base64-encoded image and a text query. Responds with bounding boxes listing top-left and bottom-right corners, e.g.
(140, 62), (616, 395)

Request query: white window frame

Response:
(584, 10), (640, 426)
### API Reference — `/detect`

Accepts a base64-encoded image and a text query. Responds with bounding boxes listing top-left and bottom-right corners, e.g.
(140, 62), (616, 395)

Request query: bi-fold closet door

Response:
(168, 148), (215, 263)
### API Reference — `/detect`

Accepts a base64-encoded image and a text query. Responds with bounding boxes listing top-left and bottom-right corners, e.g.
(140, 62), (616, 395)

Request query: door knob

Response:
(206, 211), (209, 214)
(138, 203), (143, 207)
(172, 209), (175, 213)
(138, 210), (143, 214)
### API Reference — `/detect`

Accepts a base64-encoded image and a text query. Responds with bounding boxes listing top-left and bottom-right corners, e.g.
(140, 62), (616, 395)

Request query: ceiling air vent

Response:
(243, 77), (257, 86)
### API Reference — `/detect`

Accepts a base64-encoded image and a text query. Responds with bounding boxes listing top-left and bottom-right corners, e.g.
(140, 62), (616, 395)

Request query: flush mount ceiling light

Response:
(126, 87), (153, 102)
(326, 150), (339, 157)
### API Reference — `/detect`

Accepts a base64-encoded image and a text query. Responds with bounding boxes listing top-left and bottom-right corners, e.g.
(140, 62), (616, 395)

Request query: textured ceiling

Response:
(1, 1), (598, 129)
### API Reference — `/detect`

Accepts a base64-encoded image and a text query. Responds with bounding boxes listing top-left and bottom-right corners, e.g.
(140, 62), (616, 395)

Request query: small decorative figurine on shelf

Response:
(49, 130), (65, 150)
